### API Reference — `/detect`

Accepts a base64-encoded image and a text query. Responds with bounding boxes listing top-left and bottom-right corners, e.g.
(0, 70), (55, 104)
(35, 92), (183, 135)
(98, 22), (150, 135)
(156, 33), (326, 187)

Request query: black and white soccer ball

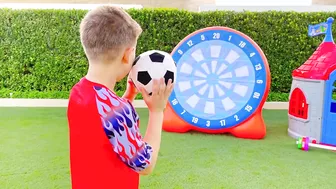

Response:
(129, 50), (177, 95)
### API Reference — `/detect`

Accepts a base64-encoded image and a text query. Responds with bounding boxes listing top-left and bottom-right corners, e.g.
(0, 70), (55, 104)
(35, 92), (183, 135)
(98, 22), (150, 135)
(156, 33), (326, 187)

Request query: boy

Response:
(67, 5), (174, 189)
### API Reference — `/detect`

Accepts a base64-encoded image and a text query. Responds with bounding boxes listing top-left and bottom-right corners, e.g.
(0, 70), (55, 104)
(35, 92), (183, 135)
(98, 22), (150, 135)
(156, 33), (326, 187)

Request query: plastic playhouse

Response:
(288, 17), (336, 146)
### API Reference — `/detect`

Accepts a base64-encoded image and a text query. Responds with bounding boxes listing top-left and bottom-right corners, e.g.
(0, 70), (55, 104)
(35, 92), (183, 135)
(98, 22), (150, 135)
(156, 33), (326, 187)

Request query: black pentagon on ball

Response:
(164, 70), (174, 85)
(137, 71), (152, 85)
(149, 52), (165, 63)
(132, 55), (141, 66)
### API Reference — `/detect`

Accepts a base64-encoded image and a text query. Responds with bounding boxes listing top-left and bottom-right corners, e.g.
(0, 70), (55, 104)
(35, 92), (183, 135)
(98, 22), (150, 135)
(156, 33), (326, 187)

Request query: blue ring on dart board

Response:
(168, 27), (268, 130)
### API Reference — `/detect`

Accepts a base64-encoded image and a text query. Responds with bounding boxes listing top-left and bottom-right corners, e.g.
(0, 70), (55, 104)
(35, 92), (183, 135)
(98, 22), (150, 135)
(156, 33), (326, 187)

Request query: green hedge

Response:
(0, 8), (335, 100)
(0, 88), (290, 101)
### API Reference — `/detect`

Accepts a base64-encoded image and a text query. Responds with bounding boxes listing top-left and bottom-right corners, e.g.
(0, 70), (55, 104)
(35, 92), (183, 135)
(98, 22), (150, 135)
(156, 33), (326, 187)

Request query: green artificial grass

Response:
(0, 108), (335, 189)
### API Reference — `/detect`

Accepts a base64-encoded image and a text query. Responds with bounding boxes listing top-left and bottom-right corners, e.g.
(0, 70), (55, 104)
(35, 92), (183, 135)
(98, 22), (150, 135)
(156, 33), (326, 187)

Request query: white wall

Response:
(215, 0), (312, 6)
(199, 5), (336, 12)
(0, 3), (143, 10)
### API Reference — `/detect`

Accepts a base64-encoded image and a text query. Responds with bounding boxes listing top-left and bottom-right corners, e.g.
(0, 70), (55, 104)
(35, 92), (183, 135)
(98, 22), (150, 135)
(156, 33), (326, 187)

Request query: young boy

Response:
(67, 5), (174, 189)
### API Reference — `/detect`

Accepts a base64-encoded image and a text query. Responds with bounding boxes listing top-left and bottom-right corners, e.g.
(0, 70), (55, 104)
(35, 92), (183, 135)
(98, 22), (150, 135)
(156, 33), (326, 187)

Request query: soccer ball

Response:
(129, 50), (177, 95)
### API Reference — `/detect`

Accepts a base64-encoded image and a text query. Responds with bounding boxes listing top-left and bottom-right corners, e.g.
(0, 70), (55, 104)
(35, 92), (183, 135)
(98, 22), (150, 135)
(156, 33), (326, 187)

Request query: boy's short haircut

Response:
(80, 6), (142, 61)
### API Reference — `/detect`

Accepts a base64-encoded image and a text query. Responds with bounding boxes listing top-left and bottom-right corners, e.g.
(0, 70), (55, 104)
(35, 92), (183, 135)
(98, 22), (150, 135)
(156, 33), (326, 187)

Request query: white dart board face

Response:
(168, 27), (268, 130)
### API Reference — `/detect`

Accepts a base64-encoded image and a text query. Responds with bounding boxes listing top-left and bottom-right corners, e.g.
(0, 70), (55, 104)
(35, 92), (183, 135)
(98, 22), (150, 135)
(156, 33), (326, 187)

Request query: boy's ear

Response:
(122, 47), (134, 64)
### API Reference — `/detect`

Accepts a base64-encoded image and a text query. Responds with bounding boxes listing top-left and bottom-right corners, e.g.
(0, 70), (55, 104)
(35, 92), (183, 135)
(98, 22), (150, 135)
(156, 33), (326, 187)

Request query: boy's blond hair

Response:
(80, 6), (142, 61)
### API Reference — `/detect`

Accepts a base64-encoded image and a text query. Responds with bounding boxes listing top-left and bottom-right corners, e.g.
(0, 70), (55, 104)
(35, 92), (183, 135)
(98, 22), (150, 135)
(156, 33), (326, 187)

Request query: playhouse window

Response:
(289, 88), (308, 119)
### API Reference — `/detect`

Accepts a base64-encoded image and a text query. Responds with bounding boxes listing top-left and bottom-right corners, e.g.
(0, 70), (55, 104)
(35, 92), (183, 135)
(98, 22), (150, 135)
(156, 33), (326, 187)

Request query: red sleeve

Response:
(94, 86), (153, 172)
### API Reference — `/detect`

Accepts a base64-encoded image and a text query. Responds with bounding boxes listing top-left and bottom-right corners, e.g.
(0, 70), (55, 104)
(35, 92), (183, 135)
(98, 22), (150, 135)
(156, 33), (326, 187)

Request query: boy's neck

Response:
(85, 60), (119, 92)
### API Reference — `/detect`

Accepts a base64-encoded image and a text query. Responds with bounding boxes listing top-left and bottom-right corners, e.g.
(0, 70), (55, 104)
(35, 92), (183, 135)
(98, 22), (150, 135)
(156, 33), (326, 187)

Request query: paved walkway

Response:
(0, 98), (288, 109)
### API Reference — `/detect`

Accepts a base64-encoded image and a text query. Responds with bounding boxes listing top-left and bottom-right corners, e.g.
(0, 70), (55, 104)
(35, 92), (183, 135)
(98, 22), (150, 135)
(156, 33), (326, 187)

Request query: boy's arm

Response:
(102, 104), (163, 175)
(119, 78), (171, 175)
(137, 78), (174, 175)
(138, 110), (164, 175)
(121, 82), (162, 175)
(122, 76), (137, 103)
(102, 101), (153, 173)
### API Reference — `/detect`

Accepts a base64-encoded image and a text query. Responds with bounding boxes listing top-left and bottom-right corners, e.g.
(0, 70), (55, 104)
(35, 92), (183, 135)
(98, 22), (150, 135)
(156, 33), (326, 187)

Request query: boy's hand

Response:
(126, 75), (138, 94)
(122, 75), (139, 102)
(139, 78), (174, 113)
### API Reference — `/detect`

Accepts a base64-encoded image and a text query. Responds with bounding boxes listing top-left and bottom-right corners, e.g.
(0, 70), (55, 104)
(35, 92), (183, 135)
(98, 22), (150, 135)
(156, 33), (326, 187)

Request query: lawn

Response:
(0, 108), (335, 189)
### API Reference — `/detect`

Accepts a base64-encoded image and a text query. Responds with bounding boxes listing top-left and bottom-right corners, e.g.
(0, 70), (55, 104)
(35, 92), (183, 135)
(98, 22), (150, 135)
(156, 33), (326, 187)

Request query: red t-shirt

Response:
(67, 77), (153, 189)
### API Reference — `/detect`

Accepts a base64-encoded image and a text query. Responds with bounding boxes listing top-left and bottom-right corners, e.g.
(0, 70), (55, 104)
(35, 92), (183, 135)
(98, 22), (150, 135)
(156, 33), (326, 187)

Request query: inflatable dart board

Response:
(162, 27), (271, 139)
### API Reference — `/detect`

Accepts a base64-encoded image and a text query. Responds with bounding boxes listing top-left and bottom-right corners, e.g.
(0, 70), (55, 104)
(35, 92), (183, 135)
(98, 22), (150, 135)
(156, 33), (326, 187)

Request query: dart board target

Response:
(162, 27), (270, 139)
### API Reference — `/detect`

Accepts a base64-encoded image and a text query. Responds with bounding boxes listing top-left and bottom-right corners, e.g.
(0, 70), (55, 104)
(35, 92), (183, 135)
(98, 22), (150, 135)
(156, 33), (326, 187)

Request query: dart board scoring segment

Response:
(168, 27), (268, 130)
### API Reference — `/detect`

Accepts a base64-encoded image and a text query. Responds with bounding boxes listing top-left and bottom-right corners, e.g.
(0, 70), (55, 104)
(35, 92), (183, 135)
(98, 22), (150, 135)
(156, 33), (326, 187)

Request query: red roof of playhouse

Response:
(292, 17), (336, 80)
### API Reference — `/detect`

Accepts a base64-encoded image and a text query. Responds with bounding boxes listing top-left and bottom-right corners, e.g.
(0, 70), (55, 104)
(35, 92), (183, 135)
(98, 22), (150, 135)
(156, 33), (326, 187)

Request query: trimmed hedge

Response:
(0, 88), (290, 101)
(0, 8), (335, 100)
